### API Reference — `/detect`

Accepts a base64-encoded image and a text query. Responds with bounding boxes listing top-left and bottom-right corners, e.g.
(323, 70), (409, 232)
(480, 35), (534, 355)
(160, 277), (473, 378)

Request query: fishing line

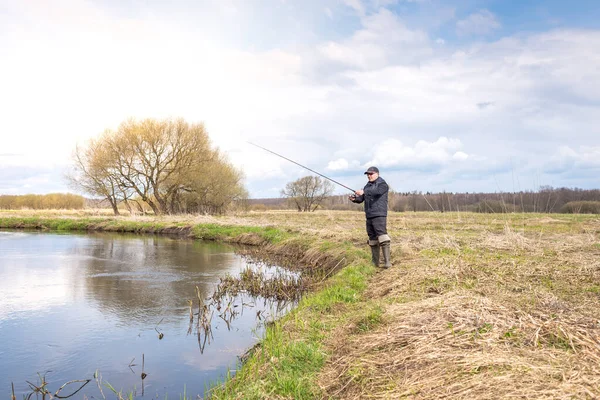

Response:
(247, 141), (356, 193)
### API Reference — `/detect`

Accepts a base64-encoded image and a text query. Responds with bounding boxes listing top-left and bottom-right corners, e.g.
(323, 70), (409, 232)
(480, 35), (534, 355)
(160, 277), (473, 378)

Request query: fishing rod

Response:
(247, 141), (356, 193)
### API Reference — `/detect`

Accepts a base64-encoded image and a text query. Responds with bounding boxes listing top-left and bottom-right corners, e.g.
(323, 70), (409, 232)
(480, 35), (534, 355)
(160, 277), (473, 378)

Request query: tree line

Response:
(67, 118), (247, 215)
(261, 180), (600, 214)
(387, 187), (600, 213)
(0, 193), (85, 210)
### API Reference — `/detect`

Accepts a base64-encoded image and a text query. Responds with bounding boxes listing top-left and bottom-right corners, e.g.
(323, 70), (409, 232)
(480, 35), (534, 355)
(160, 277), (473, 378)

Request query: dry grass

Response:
(320, 291), (600, 399)
(310, 211), (600, 399)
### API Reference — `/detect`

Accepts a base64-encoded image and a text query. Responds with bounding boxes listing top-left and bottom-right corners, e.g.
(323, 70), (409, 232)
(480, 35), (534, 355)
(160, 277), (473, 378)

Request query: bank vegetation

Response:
(0, 193), (85, 210)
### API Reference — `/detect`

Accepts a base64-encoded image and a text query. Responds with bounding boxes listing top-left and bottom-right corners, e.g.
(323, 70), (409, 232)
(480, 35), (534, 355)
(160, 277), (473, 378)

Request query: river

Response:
(0, 230), (289, 398)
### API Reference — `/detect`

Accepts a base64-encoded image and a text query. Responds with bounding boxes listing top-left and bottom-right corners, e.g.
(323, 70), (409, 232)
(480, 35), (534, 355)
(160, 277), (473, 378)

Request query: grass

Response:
(2, 209), (600, 399)
(209, 261), (376, 400)
(191, 223), (291, 243)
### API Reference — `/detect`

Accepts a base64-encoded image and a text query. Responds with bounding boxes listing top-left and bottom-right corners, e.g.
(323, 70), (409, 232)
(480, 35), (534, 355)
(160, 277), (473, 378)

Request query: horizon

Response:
(2, 185), (599, 202)
(1, 0), (600, 198)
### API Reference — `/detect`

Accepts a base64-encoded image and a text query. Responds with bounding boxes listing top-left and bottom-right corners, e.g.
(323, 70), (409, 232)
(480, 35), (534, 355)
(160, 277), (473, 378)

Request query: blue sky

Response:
(1, 0), (599, 198)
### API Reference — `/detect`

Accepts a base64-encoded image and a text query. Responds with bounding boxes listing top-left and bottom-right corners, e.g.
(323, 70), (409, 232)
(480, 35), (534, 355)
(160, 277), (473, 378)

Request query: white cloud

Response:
(343, 0), (365, 15)
(456, 9), (501, 36)
(548, 145), (600, 172)
(317, 8), (431, 69)
(0, 2), (329, 183)
(327, 158), (350, 171)
(371, 0), (400, 6)
(453, 151), (469, 161)
(365, 137), (468, 169)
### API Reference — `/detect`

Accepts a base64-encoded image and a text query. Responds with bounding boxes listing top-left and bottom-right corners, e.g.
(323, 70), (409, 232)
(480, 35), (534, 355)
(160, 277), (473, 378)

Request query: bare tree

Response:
(67, 117), (247, 215)
(281, 176), (334, 212)
(67, 139), (123, 215)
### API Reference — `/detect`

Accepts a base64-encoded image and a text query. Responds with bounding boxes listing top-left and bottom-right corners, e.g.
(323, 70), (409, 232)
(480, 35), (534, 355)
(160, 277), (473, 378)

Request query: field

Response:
(1, 209), (600, 398)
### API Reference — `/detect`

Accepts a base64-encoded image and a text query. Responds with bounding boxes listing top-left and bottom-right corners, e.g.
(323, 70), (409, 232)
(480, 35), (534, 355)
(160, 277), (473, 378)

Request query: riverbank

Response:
(2, 210), (600, 399)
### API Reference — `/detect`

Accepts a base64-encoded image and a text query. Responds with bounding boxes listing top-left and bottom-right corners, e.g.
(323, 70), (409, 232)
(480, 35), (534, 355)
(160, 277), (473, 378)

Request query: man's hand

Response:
(355, 190), (364, 196)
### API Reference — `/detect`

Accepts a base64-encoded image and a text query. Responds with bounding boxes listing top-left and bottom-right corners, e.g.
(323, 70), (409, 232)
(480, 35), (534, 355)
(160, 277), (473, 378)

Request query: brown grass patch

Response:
(320, 290), (600, 399)
(313, 211), (600, 399)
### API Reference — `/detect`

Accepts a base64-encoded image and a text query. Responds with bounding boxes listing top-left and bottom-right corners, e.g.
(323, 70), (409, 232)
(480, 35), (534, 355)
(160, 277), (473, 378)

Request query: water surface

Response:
(0, 230), (286, 398)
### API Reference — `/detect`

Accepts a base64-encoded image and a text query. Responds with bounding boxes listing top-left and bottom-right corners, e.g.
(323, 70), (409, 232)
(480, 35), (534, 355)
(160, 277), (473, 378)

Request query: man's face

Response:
(366, 172), (378, 182)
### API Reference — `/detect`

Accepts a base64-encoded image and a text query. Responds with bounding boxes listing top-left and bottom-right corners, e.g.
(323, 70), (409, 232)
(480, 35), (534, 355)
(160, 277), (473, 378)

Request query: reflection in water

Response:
(0, 230), (294, 398)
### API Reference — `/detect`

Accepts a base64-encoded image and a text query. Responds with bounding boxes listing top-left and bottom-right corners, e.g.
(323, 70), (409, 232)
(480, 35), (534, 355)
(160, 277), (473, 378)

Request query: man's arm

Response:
(350, 193), (364, 203)
(365, 181), (388, 197)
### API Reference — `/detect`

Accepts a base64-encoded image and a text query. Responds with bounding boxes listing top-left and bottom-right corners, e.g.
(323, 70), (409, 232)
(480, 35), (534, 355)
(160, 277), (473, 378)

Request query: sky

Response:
(1, 0), (600, 198)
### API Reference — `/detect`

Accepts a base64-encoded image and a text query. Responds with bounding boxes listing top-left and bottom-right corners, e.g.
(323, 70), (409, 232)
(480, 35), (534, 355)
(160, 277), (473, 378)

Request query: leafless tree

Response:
(68, 118), (247, 215)
(281, 176), (334, 212)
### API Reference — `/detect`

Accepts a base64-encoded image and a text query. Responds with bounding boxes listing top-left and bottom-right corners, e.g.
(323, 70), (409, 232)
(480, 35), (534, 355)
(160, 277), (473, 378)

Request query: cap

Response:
(364, 166), (379, 175)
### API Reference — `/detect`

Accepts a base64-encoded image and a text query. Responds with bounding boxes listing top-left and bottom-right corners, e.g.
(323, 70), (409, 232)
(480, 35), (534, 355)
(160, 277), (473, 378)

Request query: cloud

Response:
(456, 9), (501, 36)
(343, 0), (365, 15)
(327, 158), (350, 171)
(546, 145), (600, 174)
(364, 137), (468, 171)
(453, 151), (469, 161)
(317, 8), (431, 69)
(476, 101), (494, 109)
(0, 165), (68, 194)
(325, 158), (362, 171)
(342, 0), (404, 16)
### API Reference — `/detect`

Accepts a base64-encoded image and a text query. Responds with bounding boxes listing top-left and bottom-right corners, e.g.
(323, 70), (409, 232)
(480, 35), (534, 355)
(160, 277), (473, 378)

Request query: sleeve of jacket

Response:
(351, 194), (364, 203)
(365, 180), (389, 196)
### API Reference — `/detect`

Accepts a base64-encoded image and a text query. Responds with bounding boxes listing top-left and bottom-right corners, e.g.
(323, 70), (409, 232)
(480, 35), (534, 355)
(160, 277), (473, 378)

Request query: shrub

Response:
(560, 201), (600, 214)
(249, 203), (268, 212)
(471, 200), (519, 213)
(0, 193), (85, 210)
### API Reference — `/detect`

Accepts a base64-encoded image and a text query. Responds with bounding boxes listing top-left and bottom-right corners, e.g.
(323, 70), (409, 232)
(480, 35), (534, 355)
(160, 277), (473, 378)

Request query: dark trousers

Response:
(366, 216), (387, 241)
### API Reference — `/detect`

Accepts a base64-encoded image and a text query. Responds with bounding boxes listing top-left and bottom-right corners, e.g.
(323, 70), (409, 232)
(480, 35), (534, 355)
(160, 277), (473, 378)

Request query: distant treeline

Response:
(0, 193), (86, 210)
(388, 187), (600, 213)
(250, 187), (600, 214)
(3, 187), (599, 214)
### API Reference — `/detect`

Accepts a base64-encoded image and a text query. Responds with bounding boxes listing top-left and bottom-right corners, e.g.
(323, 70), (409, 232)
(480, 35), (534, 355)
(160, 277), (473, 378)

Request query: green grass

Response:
(0, 216), (159, 232)
(209, 261), (376, 399)
(586, 285), (600, 294)
(355, 306), (384, 333)
(191, 223), (290, 243)
(0, 217), (293, 245)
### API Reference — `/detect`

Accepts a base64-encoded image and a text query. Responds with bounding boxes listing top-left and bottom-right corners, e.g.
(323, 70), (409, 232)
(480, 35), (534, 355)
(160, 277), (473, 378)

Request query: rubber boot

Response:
(381, 242), (392, 268)
(368, 240), (380, 267)
(378, 235), (392, 268)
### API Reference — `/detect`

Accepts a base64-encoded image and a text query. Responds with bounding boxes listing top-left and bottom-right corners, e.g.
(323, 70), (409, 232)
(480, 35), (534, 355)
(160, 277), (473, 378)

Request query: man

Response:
(350, 166), (391, 268)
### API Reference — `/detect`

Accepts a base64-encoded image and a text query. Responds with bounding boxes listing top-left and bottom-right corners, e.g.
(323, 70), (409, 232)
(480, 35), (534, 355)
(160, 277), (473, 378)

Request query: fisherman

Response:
(349, 166), (392, 268)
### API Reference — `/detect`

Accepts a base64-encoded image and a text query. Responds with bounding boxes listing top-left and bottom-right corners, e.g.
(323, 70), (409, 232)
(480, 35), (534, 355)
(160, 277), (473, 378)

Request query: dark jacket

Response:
(352, 176), (388, 218)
